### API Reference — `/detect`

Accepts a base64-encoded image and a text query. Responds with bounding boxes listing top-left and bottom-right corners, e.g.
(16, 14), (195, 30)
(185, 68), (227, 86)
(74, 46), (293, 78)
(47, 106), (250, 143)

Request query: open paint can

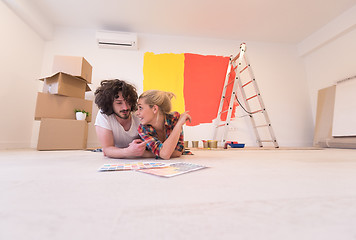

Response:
(202, 140), (209, 148)
(208, 140), (218, 148)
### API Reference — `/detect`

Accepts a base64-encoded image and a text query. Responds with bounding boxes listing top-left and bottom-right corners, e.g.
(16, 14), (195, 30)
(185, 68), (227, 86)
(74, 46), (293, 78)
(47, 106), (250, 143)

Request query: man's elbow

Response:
(101, 147), (108, 156)
(102, 147), (115, 158)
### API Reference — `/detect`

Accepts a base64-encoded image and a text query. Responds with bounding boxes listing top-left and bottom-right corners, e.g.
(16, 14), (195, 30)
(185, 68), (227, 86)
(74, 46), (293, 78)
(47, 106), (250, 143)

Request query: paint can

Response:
(192, 141), (199, 148)
(208, 140), (218, 148)
(202, 140), (209, 148)
(184, 141), (189, 148)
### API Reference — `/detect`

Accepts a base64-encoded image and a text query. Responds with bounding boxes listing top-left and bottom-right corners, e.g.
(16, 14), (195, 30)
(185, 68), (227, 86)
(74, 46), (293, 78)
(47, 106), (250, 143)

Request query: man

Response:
(94, 79), (152, 158)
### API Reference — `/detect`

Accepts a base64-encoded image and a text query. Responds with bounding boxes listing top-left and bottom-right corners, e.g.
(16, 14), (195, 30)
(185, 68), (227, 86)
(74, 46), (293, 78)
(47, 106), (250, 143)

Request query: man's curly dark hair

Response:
(94, 79), (138, 115)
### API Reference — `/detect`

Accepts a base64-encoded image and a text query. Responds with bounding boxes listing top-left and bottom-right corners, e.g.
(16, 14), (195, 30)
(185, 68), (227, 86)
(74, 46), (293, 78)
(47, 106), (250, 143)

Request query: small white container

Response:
(75, 112), (86, 120)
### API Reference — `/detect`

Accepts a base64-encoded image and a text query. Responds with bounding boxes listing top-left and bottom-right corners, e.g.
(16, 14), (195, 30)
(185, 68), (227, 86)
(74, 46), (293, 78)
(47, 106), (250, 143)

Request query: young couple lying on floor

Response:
(94, 79), (191, 160)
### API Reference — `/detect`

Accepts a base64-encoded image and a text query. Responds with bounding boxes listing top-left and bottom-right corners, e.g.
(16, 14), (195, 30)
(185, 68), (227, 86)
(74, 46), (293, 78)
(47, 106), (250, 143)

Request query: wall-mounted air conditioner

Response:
(96, 31), (138, 50)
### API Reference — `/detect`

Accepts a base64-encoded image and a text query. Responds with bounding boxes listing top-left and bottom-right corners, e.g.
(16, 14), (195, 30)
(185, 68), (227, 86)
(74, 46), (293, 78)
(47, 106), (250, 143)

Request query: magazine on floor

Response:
(97, 162), (168, 171)
(137, 162), (207, 177)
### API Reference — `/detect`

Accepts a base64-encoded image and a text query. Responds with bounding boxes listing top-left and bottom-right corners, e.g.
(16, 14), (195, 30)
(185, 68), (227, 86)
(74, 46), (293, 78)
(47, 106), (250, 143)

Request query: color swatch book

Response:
(98, 162), (167, 172)
(137, 162), (207, 177)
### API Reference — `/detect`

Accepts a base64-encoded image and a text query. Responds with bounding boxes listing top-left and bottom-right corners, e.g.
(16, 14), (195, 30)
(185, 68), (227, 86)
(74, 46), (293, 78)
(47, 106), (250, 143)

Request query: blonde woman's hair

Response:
(139, 90), (175, 114)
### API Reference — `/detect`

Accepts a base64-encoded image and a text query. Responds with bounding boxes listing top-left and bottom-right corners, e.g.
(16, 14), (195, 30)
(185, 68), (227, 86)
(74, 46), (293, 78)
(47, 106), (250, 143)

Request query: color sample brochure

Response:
(137, 162), (207, 177)
(98, 162), (167, 172)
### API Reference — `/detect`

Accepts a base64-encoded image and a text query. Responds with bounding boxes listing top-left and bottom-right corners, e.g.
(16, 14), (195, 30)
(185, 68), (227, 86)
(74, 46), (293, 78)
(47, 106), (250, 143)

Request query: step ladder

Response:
(213, 43), (279, 148)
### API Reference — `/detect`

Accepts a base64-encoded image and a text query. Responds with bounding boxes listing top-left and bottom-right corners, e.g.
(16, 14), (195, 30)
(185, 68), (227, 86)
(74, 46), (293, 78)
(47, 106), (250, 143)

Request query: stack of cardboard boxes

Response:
(34, 56), (93, 150)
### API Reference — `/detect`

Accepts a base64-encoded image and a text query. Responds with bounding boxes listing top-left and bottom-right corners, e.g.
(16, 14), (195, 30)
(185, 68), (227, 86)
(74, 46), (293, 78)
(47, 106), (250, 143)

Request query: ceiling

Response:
(17, 0), (356, 43)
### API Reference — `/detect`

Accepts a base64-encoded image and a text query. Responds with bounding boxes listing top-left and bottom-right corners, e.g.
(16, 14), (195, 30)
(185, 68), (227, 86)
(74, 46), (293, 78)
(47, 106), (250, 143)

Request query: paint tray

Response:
(228, 143), (245, 148)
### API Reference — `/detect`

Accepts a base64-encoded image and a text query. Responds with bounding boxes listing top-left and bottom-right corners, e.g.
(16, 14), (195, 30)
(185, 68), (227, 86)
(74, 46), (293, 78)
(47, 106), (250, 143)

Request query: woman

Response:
(136, 90), (191, 160)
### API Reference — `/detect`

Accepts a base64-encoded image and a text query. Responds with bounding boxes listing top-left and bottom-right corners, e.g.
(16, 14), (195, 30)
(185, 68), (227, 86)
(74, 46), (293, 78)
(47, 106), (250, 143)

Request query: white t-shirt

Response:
(95, 111), (141, 148)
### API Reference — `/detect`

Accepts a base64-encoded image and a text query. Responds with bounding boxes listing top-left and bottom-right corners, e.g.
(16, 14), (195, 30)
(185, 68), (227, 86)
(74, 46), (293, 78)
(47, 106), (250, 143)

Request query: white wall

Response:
(37, 28), (313, 148)
(300, 5), (356, 127)
(0, 1), (44, 149)
(0, 1), (318, 149)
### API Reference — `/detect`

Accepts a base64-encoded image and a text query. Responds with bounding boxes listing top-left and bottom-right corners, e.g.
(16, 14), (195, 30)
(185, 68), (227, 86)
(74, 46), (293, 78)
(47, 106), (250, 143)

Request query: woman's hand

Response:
(177, 111), (192, 126)
(159, 111), (191, 160)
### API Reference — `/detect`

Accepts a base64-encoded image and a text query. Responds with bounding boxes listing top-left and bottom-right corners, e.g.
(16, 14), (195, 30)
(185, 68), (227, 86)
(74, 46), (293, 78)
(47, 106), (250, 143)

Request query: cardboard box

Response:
(40, 72), (91, 99)
(313, 85), (335, 146)
(35, 92), (93, 122)
(37, 118), (88, 150)
(313, 85), (356, 149)
(52, 55), (92, 83)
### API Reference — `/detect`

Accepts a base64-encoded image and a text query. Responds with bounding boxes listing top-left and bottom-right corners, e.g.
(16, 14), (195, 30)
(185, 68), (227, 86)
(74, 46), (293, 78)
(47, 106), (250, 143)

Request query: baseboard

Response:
(318, 137), (356, 149)
(0, 141), (31, 150)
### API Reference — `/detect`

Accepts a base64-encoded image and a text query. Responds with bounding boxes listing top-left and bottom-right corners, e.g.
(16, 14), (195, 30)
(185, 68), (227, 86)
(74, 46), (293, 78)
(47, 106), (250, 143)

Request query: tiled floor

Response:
(1, 148), (356, 240)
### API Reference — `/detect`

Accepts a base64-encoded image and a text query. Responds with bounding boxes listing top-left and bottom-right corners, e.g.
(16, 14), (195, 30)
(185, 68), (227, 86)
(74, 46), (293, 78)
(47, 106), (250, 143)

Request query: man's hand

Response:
(126, 139), (147, 157)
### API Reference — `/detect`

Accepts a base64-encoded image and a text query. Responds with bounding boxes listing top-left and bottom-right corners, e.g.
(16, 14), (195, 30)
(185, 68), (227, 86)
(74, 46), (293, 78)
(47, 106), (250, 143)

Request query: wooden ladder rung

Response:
(246, 94), (258, 101)
(250, 109), (263, 114)
(240, 66), (248, 73)
(216, 123), (226, 128)
(255, 124), (270, 128)
(242, 80), (252, 87)
(224, 80), (235, 88)
(231, 52), (240, 62)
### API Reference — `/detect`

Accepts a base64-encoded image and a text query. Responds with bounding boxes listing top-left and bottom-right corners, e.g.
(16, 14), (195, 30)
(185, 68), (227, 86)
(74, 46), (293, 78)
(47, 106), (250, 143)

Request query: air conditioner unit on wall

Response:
(96, 31), (138, 50)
